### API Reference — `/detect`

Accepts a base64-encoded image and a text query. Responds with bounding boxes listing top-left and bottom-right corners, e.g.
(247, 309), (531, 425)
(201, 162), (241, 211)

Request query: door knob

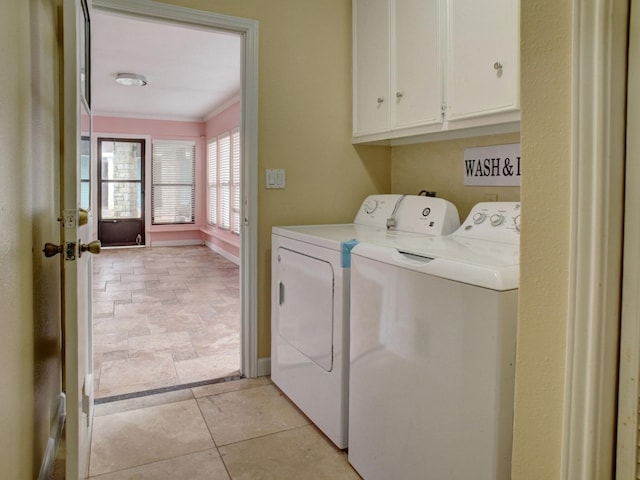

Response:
(79, 240), (101, 257)
(43, 243), (64, 258)
(79, 208), (89, 226)
(42, 241), (77, 260)
(43, 240), (100, 259)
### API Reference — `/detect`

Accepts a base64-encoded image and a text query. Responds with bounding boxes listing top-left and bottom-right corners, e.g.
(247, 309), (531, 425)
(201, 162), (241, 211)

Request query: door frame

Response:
(617, 0), (640, 475)
(91, 0), (259, 377)
(562, 0), (628, 476)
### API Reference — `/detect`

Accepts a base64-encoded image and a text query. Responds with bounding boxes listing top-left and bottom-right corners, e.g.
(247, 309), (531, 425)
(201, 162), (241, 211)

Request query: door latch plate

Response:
(65, 242), (76, 261)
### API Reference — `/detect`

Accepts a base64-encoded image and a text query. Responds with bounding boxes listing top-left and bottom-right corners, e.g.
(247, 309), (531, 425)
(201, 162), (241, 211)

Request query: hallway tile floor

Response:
(92, 246), (240, 399)
(88, 378), (361, 479)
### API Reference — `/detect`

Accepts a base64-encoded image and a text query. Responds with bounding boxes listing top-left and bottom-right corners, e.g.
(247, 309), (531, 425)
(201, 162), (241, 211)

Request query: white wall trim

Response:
(204, 240), (240, 266)
(149, 239), (202, 247)
(92, 0), (259, 378)
(37, 393), (66, 480)
(562, 0), (627, 477)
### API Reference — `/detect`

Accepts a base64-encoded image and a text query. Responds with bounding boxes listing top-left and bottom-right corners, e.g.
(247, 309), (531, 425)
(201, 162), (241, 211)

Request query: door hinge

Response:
(441, 103), (447, 115)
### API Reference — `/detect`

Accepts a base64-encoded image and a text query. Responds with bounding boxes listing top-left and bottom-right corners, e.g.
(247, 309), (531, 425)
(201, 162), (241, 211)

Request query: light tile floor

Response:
(92, 246), (240, 399)
(88, 378), (361, 479)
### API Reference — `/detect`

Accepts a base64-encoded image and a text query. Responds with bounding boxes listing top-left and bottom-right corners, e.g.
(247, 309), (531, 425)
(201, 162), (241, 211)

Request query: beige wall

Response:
(510, 0), (573, 478)
(392, 132), (521, 220)
(1, 0), (62, 477)
(0, 2), (33, 477)
(159, 0), (391, 358)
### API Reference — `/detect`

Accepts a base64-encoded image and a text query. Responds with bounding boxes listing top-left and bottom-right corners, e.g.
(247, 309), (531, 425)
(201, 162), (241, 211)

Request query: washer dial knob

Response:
(514, 214), (521, 232)
(472, 212), (486, 224)
(490, 213), (504, 226)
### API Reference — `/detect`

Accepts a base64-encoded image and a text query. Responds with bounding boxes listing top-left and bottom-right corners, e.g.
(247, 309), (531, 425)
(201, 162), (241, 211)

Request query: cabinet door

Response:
(393, 0), (442, 128)
(446, 0), (519, 121)
(353, 0), (390, 136)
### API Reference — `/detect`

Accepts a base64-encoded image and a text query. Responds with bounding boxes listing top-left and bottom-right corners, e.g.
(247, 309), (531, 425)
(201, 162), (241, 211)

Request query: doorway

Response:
(91, 0), (259, 393)
(98, 138), (145, 247)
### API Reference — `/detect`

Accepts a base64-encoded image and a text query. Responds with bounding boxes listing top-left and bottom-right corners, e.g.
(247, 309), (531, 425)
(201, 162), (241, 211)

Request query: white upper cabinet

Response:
(353, 0), (441, 137)
(445, 0), (519, 121)
(353, 0), (390, 135)
(393, 0), (442, 129)
(352, 0), (520, 144)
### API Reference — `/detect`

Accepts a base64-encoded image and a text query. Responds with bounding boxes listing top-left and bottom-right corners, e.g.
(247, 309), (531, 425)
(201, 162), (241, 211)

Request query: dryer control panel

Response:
(454, 202), (521, 244)
(353, 195), (403, 227)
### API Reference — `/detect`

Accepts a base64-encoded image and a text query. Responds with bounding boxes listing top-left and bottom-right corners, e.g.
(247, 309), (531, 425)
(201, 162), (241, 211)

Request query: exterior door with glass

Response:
(98, 138), (145, 246)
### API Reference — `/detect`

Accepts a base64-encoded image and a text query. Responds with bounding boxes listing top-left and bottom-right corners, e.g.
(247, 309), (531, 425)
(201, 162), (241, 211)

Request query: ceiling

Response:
(91, 11), (241, 122)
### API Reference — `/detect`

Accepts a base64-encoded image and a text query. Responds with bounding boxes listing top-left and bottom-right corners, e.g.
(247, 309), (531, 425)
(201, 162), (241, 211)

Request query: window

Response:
(80, 135), (91, 209)
(207, 128), (241, 234)
(151, 140), (196, 224)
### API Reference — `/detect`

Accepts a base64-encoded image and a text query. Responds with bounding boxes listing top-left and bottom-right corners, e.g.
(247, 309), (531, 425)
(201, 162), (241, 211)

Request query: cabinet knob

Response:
(494, 62), (503, 70)
(377, 97), (384, 104)
(396, 91), (404, 99)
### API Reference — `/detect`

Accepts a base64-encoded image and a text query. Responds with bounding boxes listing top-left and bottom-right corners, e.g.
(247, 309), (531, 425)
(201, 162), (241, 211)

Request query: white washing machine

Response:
(348, 202), (521, 479)
(271, 194), (460, 449)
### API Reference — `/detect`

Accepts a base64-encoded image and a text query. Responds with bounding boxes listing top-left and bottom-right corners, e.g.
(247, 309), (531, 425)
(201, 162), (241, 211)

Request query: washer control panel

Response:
(455, 202), (521, 244)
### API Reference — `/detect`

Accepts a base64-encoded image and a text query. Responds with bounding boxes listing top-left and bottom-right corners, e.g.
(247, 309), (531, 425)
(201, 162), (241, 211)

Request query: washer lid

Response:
(352, 237), (519, 291)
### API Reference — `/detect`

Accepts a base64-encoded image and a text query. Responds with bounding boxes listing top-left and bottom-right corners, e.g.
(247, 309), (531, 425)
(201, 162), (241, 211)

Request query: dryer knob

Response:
(490, 214), (504, 226)
(363, 199), (379, 214)
(514, 215), (521, 232)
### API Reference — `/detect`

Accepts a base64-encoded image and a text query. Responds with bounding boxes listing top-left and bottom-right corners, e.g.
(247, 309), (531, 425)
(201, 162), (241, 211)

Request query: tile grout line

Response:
(194, 386), (233, 480)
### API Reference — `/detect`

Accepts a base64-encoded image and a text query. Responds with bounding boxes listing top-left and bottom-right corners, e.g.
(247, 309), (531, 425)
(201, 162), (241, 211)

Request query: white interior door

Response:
(61, 0), (96, 477)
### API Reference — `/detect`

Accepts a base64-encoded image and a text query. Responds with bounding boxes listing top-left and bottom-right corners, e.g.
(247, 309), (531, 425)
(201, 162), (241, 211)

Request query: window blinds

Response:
(151, 140), (196, 224)
(219, 133), (231, 230)
(207, 139), (218, 226)
(207, 128), (241, 235)
(232, 129), (241, 234)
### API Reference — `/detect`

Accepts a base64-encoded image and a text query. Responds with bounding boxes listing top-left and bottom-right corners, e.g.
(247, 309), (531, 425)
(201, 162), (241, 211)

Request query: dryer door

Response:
(276, 247), (334, 371)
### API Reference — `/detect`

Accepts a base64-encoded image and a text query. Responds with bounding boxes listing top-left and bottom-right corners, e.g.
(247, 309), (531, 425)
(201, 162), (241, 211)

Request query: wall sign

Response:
(463, 143), (521, 187)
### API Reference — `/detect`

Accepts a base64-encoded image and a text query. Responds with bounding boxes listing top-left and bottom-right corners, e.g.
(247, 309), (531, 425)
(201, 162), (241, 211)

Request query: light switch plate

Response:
(266, 169), (286, 189)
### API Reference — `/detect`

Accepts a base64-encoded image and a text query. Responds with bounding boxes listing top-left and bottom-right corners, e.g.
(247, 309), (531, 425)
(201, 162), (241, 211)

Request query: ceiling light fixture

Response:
(115, 73), (148, 87)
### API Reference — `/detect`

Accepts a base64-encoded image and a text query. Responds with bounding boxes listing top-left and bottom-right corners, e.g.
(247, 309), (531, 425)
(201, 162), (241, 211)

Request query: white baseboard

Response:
(150, 239), (203, 247)
(257, 357), (271, 377)
(37, 393), (66, 480)
(204, 240), (240, 265)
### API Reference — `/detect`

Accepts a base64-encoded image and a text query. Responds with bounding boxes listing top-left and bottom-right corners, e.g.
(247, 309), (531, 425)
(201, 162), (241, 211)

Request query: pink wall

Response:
(94, 116), (205, 138)
(93, 101), (241, 259)
(205, 101), (241, 137)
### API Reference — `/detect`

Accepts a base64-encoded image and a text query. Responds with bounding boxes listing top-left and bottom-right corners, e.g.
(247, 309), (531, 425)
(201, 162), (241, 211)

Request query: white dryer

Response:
(271, 194), (460, 448)
(348, 202), (521, 479)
